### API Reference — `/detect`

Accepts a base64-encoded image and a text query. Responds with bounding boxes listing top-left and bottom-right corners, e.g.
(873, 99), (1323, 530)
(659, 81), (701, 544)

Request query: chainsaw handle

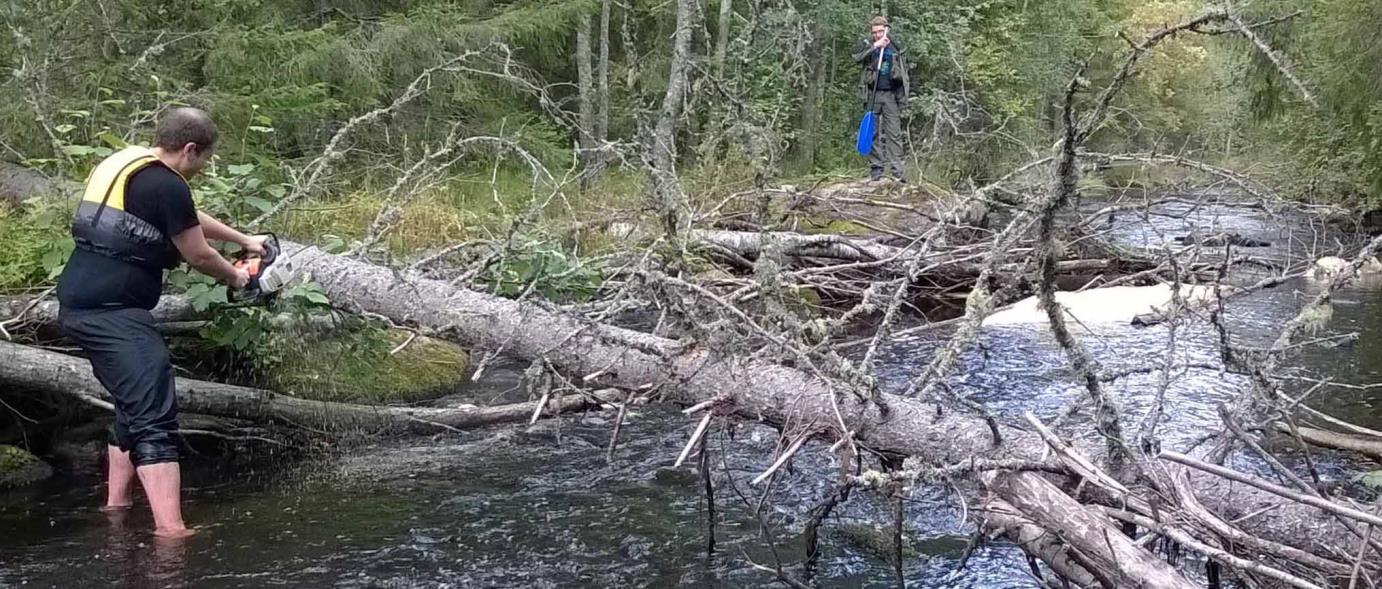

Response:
(234, 233), (280, 265)
(231, 233), (279, 292)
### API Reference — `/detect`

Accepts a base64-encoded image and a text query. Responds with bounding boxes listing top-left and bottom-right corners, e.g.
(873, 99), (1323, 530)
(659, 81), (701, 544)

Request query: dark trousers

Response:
(59, 307), (180, 466)
(868, 90), (905, 177)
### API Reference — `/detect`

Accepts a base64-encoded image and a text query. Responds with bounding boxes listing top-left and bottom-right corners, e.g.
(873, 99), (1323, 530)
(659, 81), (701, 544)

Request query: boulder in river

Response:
(1311, 255), (1382, 280)
(0, 444), (53, 488)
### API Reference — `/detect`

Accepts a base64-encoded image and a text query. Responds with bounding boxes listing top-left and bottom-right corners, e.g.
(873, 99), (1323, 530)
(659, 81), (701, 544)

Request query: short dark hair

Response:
(153, 107), (218, 153)
(870, 16), (889, 28)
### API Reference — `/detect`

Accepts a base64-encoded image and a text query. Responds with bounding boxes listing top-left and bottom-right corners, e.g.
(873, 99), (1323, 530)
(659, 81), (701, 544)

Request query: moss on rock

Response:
(0, 444), (53, 488)
(263, 329), (470, 404)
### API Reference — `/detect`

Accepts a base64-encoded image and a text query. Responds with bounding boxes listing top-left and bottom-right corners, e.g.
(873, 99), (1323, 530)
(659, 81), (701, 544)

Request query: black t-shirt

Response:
(58, 165), (200, 310)
(875, 46), (895, 91)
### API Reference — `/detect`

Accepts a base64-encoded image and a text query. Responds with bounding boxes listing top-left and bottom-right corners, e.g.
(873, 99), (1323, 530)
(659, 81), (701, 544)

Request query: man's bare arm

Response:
(197, 211), (250, 246)
(196, 211), (267, 255)
(172, 225), (247, 287)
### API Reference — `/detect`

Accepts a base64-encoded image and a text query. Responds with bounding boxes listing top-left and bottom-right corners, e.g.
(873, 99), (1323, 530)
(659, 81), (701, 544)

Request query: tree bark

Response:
(645, 0), (698, 236)
(981, 500), (1102, 587)
(2, 294), (199, 326)
(985, 471), (1199, 589)
(596, 0), (611, 165)
(692, 228), (907, 262)
(576, 15), (597, 188)
(713, 0), (732, 81)
(796, 23), (828, 166)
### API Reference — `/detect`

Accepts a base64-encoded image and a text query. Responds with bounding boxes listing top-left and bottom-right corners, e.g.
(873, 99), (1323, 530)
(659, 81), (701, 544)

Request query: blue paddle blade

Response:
(856, 111), (876, 156)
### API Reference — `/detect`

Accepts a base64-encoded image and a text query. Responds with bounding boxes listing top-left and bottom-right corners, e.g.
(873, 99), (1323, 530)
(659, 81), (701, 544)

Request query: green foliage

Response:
(1359, 470), (1382, 491)
(168, 269), (333, 360)
(192, 156), (290, 227)
(3, 0), (1382, 236)
(164, 265), (464, 403)
(0, 444), (52, 488)
(0, 201), (74, 290)
(478, 239), (604, 302)
(1240, 0), (1382, 205)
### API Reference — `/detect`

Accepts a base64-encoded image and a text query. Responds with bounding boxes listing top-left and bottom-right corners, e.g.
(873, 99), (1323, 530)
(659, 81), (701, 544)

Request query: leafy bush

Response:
(477, 239), (604, 302)
(167, 268), (334, 359)
(0, 202), (74, 290)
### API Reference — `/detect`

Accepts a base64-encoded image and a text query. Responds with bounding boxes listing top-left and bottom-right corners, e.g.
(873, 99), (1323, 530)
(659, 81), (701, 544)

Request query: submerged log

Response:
(0, 341), (619, 434)
(1173, 231), (1271, 248)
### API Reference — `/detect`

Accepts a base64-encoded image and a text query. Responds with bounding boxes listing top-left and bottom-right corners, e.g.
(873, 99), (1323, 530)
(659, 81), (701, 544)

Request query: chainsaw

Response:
(231, 233), (297, 303)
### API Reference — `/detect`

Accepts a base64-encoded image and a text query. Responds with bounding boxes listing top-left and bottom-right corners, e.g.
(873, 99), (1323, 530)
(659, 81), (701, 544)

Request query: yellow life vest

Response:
(71, 146), (187, 269)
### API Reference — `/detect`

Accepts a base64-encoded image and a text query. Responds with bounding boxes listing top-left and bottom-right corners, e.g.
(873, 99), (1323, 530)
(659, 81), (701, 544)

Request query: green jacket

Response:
(853, 38), (910, 105)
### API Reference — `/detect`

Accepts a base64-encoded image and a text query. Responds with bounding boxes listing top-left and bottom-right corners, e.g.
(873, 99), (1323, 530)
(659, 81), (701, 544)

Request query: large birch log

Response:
(981, 500), (1101, 587)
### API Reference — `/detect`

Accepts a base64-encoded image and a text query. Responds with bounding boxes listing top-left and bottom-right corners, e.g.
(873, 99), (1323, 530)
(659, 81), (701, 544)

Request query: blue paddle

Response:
(856, 38), (887, 156)
(856, 111), (876, 156)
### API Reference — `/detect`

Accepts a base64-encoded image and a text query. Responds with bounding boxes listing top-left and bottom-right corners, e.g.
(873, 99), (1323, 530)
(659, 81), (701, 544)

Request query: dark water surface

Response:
(3, 195), (1380, 588)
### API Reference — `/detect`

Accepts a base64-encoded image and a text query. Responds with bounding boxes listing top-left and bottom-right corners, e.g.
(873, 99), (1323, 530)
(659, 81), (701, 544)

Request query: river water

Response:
(2, 193), (1380, 588)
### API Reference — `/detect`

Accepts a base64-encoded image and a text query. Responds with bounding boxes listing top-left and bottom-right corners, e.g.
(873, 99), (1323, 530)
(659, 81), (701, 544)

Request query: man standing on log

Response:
(56, 107), (264, 538)
(854, 15), (911, 183)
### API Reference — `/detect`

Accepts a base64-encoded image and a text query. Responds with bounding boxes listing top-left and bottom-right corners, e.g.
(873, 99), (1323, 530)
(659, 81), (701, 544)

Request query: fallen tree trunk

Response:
(692, 227), (904, 262)
(0, 341), (619, 434)
(1, 294), (199, 327)
(272, 239), (1375, 576)
(984, 471), (1199, 589)
(2, 294), (351, 338)
(769, 178), (991, 229)
(1273, 422), (1382, 463)
(981, 500), (1101, 587)
(689, 228), (1152, 279)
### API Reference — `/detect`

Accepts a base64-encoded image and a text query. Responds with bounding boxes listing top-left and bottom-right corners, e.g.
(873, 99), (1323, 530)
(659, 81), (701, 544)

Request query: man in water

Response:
(57, 107), (264, 538)
(853, 15), (911, 183)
